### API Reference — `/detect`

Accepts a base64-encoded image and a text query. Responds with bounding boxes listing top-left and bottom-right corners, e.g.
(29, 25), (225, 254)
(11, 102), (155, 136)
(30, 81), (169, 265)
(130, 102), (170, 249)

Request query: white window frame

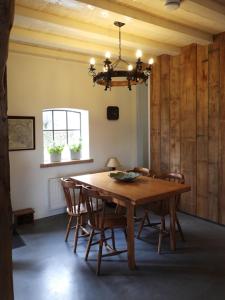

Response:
(42, 108), (89, 162)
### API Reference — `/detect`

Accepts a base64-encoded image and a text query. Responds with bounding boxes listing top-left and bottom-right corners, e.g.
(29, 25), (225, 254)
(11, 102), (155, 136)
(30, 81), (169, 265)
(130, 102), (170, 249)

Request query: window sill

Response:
(40, 158), (94, 168)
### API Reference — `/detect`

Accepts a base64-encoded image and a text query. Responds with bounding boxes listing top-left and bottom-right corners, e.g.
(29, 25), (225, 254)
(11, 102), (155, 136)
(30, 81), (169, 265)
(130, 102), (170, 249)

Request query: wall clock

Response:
(107, 106), (119, 120)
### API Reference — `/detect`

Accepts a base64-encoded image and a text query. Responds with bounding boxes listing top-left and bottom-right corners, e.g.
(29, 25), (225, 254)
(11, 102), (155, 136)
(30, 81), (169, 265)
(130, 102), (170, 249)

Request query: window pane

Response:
(68, 130), (80, 145)
(68, 111), (80, 130)
(43, 131), (53, 149)
(43, 111), (52, 130)
(54, 131), (67, 146)
(53, 111), (66, 130)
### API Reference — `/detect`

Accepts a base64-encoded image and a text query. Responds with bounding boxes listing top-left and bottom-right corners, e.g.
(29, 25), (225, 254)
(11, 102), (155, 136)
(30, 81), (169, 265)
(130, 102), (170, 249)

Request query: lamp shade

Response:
(106, 157), (121, 169)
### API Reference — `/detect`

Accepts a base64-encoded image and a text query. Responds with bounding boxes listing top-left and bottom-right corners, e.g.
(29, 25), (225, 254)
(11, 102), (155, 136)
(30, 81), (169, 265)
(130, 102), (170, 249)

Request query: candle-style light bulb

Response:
(105, 51), (111, 59)
(128, 64), (133, 71)
(90, 57), (96, 65)
(148, 58), (154, 65)
(136, 49), (142, 59)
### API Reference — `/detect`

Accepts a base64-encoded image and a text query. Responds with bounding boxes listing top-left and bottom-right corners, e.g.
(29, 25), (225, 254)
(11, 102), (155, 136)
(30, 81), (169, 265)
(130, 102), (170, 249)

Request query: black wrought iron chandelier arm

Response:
(88, 64), (96, 76)
(88, 20), (153, 91)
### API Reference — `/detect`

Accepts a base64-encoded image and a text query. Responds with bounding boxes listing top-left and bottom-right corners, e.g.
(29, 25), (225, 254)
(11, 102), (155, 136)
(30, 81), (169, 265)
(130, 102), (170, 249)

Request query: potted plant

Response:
(70, 142), (82, 160)
(48, 144), (64, 162)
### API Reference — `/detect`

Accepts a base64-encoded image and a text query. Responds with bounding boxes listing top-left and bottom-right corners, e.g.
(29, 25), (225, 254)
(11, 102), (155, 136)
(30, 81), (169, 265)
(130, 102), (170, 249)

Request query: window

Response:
(43, 108), (89, 162)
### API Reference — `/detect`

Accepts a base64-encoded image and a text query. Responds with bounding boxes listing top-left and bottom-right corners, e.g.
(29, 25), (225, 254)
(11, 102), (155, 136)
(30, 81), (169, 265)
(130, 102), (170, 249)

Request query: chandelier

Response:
(88, 21), (154, 91)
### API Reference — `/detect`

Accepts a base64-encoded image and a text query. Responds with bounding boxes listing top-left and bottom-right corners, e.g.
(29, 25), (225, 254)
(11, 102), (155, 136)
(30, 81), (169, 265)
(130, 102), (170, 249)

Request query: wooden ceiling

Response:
(10, 0), (225, 63)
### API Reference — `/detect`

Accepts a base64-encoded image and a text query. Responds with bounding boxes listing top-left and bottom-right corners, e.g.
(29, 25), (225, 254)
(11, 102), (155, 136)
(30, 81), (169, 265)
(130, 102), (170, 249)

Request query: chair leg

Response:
(115, 204), (120, 215)
(85, 229), (95, 261)
(158, 217), (164, 254)
(102, 231), (109, 249)
(65, 215), (73, 242)
(146, 214), (151, 226)
(111, 229), (116, 250)
(115, 205), (125, 215)
(162, 217), (166, 231)
(137, 211), (148, 239)
(97, 230), (104, 275)
(175, 214), (185, 242)
(73, 217), (80, 253)
(123, 228), (127, 241)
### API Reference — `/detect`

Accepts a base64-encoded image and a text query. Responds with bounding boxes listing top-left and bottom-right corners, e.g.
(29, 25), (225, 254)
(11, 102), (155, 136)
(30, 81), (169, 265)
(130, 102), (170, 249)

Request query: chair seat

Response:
(92, 213), (127, 230)
(67, 203), (87, 215)
(68, 201), (103, 216)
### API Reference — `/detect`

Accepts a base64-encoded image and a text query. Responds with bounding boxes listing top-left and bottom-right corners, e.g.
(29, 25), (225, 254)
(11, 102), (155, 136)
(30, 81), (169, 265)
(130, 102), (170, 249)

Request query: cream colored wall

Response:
(7, 52), (137, 219)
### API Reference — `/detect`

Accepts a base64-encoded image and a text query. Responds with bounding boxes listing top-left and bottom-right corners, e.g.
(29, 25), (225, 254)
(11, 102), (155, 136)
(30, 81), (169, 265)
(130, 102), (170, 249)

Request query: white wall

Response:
(7, 52), (137, 219)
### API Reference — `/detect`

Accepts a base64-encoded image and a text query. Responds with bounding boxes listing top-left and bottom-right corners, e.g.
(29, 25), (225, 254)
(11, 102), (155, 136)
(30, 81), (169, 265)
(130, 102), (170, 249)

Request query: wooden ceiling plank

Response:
(77, 0), (212, 43)
(183, 0), (225, 26)
(9, 41), (98, 64)
(187, 0), (225, 15)
(15, 5), (180, 55)
(11, 26), (157, 61)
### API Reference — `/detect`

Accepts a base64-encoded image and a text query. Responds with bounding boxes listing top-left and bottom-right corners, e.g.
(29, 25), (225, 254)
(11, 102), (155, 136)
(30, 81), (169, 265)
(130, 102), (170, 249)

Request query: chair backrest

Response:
(160, 172), (185, 210)
(61, 178), (82, 214)
(148, 172), (185, 216)
(158, 172), (185, 184)
(128, 167), (157, 178)
(82, 186), (111, 229)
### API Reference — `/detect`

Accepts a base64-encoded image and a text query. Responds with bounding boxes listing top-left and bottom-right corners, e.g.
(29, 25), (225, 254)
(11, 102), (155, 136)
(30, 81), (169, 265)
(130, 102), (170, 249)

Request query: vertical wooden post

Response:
(196, 45), (209, 219)
(180, 44), (197, 214)
(208, 40), (220, 222)
(217, 32), (225, 224)
(150, 57), (161, 174)
(169, 55), (180, 172)
(0, 1), (15, 299)
(160, 55), (170, 173)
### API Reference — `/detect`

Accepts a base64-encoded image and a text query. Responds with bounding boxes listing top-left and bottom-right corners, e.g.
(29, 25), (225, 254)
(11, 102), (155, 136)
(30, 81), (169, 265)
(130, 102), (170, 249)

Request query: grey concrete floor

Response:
(13, 212), (225, 300)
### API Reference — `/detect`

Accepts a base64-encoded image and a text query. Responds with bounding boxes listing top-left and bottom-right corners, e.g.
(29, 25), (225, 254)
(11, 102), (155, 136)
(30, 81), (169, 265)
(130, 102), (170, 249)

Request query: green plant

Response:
(48, 144), (64, 154)
(70, 142), (82, 153)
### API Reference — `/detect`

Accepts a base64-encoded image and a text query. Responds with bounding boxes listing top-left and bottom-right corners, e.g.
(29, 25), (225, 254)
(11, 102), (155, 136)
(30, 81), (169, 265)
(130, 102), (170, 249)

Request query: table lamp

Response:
(106, 157), (121, 170)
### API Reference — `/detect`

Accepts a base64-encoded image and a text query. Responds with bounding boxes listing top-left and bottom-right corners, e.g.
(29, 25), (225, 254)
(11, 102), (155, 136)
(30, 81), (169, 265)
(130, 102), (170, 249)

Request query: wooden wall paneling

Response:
(196, 45), (209, 219)
(180, 139), (197, 214)
(160, 55), (170, 173)
(219, 120), (225, 224)
(180, 44), (197, 214)
(218, 120), (225, 225)
(217, 33), (225, 224)
(150, 33), (225, 224)
(169, 55), (180, 172)
(150, 57), (161, 174)
(208, 41), (220, 222)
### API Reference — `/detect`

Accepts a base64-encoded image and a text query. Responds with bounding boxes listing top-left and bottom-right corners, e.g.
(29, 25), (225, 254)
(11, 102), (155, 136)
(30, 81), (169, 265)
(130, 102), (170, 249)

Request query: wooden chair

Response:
(137, 172), (185, 253)
(115, 167), (160, 228)
(127, 167), (156, 178)
(82, 186), (127, 275)
(61, 178), (89, 253)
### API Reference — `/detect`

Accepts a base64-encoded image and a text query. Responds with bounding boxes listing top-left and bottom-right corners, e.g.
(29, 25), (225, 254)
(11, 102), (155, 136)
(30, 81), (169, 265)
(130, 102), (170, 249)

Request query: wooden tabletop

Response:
(71, 171), (191, 205)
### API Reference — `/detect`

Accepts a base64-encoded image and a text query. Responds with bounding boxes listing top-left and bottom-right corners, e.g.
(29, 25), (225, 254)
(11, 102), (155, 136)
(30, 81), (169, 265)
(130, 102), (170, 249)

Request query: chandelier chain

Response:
(119, 26), (121, 59)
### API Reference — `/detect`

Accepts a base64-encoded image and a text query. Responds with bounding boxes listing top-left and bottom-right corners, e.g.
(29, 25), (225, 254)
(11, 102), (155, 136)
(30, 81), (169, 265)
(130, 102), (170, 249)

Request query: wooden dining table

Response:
(71, 171), (191, 270)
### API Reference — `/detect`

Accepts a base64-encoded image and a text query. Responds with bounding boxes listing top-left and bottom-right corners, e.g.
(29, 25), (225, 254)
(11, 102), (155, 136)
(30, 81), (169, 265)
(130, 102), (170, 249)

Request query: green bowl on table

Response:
(109, 171), (140, 182)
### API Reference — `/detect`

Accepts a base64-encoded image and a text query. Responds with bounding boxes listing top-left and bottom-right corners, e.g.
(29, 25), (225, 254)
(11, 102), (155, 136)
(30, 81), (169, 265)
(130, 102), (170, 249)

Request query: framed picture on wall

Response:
(8, 116), (35, 151)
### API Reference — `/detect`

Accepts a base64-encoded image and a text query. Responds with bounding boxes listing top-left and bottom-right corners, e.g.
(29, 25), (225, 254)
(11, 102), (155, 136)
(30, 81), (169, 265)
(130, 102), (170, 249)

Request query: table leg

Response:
(126, 204), (136, 270)
(169, 197), (176, 251)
